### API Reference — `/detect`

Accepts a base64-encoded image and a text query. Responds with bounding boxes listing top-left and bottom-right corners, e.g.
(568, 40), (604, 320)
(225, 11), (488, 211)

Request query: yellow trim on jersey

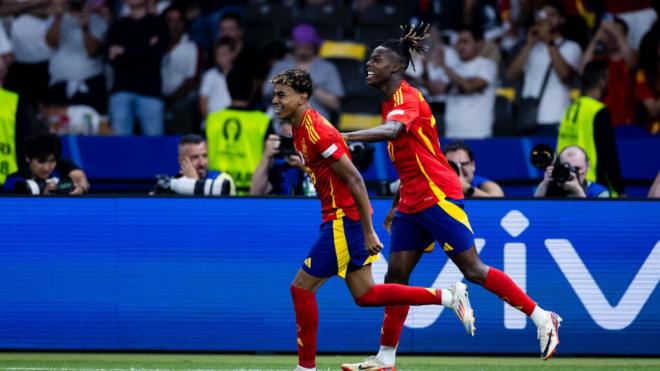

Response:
(396, 89), (404, 106)
(424, 242), (435, 252)
(415, 154), (473, 233)
(304, 258), (312, 268)
(304, 116), (320, 144)
(417, 127), (436, 155)
(443, 242), (454, 252)
(387, 142), (394, 162)
(332, 218), (350, 278)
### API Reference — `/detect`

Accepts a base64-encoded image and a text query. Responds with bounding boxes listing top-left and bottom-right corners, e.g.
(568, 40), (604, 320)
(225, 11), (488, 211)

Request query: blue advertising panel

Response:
(0, 198), (658, 355)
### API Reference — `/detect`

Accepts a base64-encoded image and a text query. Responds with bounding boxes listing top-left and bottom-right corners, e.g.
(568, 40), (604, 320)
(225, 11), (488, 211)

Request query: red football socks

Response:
(380, 305), (410, 347)
(291, 285), (318, 369)
(483, 267), (536, 316)
(355, 284), (442, 307)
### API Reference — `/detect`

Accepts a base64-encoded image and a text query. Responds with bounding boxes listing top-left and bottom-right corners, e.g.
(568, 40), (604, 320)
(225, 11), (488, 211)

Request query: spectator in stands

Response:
(161, 5), (202, 134)
(558, 60), (625, 196)
(606, 0), (657, 51)
(250, 121), (306, 196)
(443, 141), (504, 197)
(46, 0), (108, 113)
(636, 22), (660, 134)
(534, 145), (610, 198)
(4, 2), (52, 109)
(440, 26), (497, 139)
(199, 36), (235, 122)
(206, 68), (270, 194)
(108, 0), (168, 135)
(153, 134), (236, 196)
(263, 23), (344, 121)
(505, 0), (582, 135)
(581, 18), (636, 127)
(217, 12), (264, 103)
(3, 134), (89, 195)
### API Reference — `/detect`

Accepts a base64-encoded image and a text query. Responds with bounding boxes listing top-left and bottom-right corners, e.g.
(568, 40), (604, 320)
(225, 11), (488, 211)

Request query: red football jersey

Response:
(293, 107), (361, 222)
(382, 80), (464, 213)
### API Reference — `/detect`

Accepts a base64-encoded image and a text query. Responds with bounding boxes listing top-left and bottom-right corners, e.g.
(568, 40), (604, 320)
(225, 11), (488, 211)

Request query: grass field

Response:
(0, 353), (659, 371)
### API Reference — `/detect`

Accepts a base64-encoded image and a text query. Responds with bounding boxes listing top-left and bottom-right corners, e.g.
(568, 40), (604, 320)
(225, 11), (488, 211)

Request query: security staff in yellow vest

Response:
(206, 69), (270, 194)
(0, 86), (19, 185)
(557, 60), (625, 196)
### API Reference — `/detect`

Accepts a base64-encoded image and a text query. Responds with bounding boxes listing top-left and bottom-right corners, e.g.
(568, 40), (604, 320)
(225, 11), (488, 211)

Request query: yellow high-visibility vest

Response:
(0, 88), (19, 185)
(557, 96), (604, 183)
(206, 108), (270, 194)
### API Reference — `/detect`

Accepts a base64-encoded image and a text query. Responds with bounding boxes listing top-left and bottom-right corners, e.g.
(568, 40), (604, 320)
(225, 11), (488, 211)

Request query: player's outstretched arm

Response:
(331, 154), (383, 255)
(343, 121), (405, 143)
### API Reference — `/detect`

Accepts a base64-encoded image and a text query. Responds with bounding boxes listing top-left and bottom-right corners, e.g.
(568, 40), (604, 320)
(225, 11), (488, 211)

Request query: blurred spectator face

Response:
(214, 43), (235, 73)
(559, 147), (589, 185)
(27, 154), (57, 180)
(219, 18), (243, 42)
(294, 43), (316, 62)
(538, 5), (564, 33)
(445, 149), (475, 183)
(165, 8), (186, 41)
(179, 141), (209, 179)
(455, 31), (480, 61)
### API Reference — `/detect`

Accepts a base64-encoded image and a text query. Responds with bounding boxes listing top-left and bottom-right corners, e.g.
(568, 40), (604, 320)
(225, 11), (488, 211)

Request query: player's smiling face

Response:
(272, 84), (304, 122)
(366, 46), (401, 87)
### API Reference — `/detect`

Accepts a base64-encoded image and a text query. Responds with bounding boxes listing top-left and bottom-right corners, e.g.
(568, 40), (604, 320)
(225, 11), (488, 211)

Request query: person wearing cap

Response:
(262, 23), (344, 121)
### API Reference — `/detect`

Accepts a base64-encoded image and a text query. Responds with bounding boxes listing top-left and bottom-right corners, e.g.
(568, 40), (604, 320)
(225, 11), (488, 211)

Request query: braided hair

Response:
(377, 23), (431, 72)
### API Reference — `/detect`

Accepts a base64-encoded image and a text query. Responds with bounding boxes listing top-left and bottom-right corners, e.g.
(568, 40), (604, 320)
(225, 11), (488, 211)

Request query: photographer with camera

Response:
(250, 120), (306, 196)
(505, 1), (581, 135)
(533, 145), (609, 198)
(444, 141), (504, 198)
(3, 133), (89, 195)
(153, 134), (235, 196)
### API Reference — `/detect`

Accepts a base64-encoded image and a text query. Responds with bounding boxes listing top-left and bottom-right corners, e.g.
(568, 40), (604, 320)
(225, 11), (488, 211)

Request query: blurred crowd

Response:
(0, 0), (659, 197)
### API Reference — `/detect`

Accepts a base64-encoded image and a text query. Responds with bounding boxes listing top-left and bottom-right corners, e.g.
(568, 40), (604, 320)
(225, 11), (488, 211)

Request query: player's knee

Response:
(384, 267), (410, 284)
(460, 263), (488, 285)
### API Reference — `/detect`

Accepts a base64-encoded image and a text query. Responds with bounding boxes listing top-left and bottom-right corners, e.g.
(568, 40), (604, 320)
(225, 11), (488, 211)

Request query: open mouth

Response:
(273, 105), (284, 114)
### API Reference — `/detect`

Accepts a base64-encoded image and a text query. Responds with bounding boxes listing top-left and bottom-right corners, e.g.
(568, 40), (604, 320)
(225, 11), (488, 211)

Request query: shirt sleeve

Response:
(559, 41), (582, 71)
(476, 59), (497, 85)
(90, 14), (108, 41)
(318, 60), (344, 97)
(311, 124), (346, 162)
(199, 70), (212, 96)
(384, 90), (420, 130)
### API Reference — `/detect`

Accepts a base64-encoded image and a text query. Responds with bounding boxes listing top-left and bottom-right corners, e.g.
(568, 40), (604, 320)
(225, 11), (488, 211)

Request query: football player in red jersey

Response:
(271, 68), (473, 371)
(340, 25), (562, 371)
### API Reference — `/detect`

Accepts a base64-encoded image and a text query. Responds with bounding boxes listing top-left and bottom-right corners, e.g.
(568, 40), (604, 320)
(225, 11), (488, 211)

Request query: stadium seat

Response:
(339, 112), (382, 131)
(320, 41), (368, 96)
(493, 87), (516, 136)
(245, 2), (291, 48)
(355, 2), (411, 45)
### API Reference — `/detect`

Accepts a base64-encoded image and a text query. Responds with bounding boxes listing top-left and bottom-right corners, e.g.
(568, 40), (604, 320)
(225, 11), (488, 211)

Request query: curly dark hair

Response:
(375, 23), (431, 72)
(270, 68), (314, 97)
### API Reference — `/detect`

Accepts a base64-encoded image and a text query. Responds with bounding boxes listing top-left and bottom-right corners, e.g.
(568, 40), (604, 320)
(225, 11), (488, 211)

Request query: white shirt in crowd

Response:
(10, 14), (52, 63)
(522, 38), (582, 125)
(161, 34), (198, 96)
(48, 105), (101, 135)
(47, 13), (107, 89)
(445, 56), (497, 139)
(0, 23), (12, 55)
(200, 67), (231, 115)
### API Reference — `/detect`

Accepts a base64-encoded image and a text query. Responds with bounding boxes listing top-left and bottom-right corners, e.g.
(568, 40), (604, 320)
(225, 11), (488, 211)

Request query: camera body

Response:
(277, 135), (296, 157)
(22, 177), (73, 195)
(531, 144), (576, 184)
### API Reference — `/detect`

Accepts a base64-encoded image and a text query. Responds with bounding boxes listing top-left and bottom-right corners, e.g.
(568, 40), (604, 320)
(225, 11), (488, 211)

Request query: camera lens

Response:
(552, 163), (574, 184)
(530, 144), (555, 169)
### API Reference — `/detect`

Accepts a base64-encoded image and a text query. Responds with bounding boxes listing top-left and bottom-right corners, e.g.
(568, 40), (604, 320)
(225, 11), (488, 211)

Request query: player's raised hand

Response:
(364, 229), (383, 256)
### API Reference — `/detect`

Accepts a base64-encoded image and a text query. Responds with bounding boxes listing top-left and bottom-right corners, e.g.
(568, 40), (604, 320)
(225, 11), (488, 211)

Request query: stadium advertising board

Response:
(0, 198), (657, 354)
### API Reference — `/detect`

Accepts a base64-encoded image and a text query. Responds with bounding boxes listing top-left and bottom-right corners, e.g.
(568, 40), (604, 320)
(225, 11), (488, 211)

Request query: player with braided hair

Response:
(340, 25), (562, 371)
